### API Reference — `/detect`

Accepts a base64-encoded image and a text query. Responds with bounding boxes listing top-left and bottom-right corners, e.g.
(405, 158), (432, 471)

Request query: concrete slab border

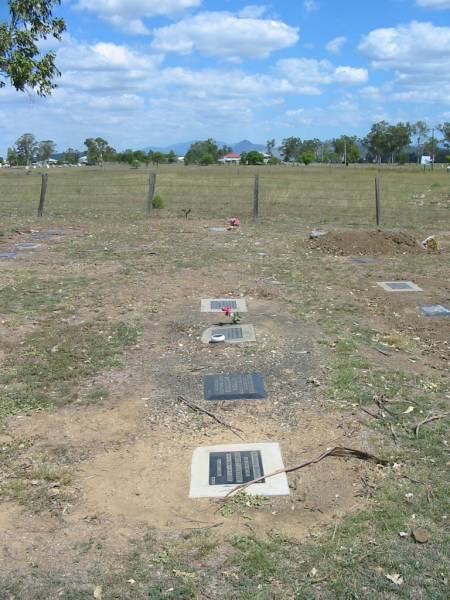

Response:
(377, 281), (423, 292)
(189, 442), (290, 498)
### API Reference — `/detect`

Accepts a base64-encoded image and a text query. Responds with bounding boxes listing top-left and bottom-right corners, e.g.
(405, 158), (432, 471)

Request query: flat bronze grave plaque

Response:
(204, 372), (266, 401)
(15, 243), (41, 250)
(419, 305), (450, 317)
(201, 298), (248, 313)
(350, 257), (377, 265)
(189, 442), (290, 498)
(212, 326), (243, 340)
(201, 324), (256, 344)
(377, 281), (422, 292)
(209, 450), (264, 485)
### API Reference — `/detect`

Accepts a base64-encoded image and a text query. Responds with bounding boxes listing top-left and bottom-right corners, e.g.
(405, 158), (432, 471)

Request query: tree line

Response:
(4, 121), (450, 167)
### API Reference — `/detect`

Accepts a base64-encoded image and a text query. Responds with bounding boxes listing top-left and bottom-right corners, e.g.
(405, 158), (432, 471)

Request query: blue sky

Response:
(1, 0), (450, 154)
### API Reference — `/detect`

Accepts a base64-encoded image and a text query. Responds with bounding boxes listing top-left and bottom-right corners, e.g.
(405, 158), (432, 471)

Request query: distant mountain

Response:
(232, 140), (266, 154)
(142, 139), (267, 156)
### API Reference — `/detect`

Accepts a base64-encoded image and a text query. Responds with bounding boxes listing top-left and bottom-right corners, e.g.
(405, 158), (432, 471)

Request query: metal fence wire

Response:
(1, 164), (449, 231)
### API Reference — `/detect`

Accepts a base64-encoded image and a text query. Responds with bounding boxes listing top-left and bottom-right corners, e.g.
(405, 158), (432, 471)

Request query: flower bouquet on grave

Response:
(222, 306), (241, 324)
(228, 217), (240, 229)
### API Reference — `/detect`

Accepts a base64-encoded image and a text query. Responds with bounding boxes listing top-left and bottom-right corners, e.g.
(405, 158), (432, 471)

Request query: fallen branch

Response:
(359, 406), (383, 420)
(177, 396), (244, 439)
(389, 424), (398, 445)
(414, 412), (448, 438)
(223, 446), (389, 498)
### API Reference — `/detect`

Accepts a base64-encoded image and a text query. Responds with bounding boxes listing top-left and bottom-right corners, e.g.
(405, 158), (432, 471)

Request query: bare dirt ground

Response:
(0, 214), (448, 598)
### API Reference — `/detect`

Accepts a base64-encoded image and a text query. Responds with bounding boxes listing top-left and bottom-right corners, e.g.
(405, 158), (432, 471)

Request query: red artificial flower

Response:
(222, 307), (233, 317)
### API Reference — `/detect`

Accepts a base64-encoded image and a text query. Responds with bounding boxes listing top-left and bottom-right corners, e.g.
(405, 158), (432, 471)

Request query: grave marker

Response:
(350, 257), (377, 265)
(201, 298), (248, 313)
(189, 442), (290, 498)
(377, 281), (422, 292)
(203, 372), (266, 401)
(15, 243), (41, 250)
(0, 252), (17, 260)
(419, 305), (450, 317)
(201, 324), (256, 344)
(209, 450), (264, 485)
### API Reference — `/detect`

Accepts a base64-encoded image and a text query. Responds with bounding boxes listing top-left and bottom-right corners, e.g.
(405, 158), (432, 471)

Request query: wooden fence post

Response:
(37, 173), (48, 217)
(253, 174), (259, 221)
(375, 176), (381, 228)
(146, 172), (156, 216)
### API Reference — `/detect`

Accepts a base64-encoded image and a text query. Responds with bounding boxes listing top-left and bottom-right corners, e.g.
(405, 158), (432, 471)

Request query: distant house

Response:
(78, 155), (89, 165)
(219, 152), (241, 164)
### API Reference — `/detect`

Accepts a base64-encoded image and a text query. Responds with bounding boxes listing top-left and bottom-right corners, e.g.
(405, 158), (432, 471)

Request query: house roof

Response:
(224, 152), (241, 159)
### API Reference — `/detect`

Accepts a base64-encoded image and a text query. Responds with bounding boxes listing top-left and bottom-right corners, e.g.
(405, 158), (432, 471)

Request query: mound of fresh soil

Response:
(308, 230), (422, 256)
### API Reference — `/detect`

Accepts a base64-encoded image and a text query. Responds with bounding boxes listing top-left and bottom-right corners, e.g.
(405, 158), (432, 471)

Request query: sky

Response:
(1, 0), (450, 155)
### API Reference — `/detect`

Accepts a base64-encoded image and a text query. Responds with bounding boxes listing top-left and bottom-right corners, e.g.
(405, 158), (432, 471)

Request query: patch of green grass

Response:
(0, 321), (140, 420)
(0, 276), (92, 316)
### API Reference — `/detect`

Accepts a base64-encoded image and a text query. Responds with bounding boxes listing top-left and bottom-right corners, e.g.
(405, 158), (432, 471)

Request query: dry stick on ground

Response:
(177, 396), (244, 439)
(222, 446), (389, 499)
(414, 412), (448, 438)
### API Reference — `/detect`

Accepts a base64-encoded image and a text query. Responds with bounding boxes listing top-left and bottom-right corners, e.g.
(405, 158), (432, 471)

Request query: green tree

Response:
(167, 150), (177, 163)
(266, 139), (276, 156)
(411, 121), (429, 164)
(84, 137), (115, 165)
(438, 122), (450, 148)
(299, 150), (315, 165)
(279, 137), (302, 162)
(386, 122), (412, 163)
(364, 121), (390, 163)
(14, 132), (38, 165)
(59, 148), (80, 164)
(300, 139), (321, 160)
(6, 147), (18, 165)
(240, 151), (264, 165)
(0, 0), (65, 96)
(37, 139), (55, 162)
(151, 151), (166, 166)
(333, 136), (360, 164)
(185, 139), (222, 165)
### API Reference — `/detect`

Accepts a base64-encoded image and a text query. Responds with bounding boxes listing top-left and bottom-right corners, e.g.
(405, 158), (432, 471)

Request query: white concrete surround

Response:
(189, 442), (290, 498)
(377, 281), (423, 292)
(200, 298), (248, 313)
(201, 324), (256, 344)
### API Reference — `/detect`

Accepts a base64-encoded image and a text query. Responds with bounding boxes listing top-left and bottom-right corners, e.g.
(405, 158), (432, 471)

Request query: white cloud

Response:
(303, 0), (318, 12)
(416, 0), (450, 9)
(359, 21), (450, 104)
(334, 66), (368, 84)
(359, 21), (450, 73)
(151, 12), (299, 60)
(276, 58), (368, 93)
(76, 0), (203, 33)
(238, 5), (268, 18)
(326, 36), (347, 55)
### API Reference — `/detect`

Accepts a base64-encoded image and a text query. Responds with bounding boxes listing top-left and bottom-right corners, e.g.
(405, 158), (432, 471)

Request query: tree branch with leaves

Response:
(0, 0), (65, 96)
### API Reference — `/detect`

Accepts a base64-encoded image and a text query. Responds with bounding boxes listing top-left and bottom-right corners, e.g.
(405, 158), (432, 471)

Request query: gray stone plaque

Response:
(209, 450), (264, 485)
(211, 300), (237, 310)
(201, 324), (256, 344)
(212, 326), (243, 340)
(0, 252), (17, 260)
(377, 281), (422, 292)
(15, 243), (41, 250)
(350, 257), (377, 265)
(204, 372), (266, 401)
(201, 298), (248, 313)
(209, 227), (227, 233)
(419, 305), (450, 317)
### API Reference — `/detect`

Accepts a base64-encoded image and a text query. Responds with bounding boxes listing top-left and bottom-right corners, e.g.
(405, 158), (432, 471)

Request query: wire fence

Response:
(1, 164), (449, 231)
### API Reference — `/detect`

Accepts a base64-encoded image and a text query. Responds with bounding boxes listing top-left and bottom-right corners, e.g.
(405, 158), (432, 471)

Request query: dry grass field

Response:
(0, 164), (449, 599)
